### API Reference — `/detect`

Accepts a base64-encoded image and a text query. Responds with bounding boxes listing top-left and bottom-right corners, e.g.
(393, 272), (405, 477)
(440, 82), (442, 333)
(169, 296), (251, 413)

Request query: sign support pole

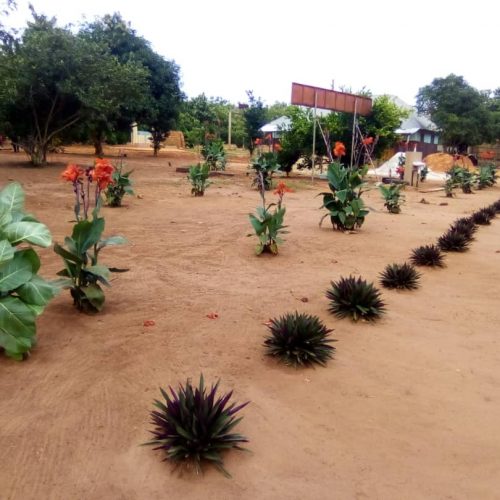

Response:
(311, 91), (317, 182)
(350, 98), (358, 168)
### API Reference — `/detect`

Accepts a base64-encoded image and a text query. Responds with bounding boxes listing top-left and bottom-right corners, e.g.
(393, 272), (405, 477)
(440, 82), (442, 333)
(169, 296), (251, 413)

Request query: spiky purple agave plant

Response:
(471, 208), (493, 225)
(409, 244), (445, 267)
(438, 229), (471, 252)
(145, 375), (249, 477)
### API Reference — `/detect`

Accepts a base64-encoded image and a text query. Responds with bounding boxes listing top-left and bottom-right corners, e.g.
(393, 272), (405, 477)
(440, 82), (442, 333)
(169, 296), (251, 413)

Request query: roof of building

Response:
(383, 95), (439, 135)
(260, 116), (292, 133)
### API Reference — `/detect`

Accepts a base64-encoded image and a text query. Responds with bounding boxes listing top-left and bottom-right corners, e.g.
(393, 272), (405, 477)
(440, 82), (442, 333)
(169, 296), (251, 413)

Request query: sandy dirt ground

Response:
(1, 148), (499, 500)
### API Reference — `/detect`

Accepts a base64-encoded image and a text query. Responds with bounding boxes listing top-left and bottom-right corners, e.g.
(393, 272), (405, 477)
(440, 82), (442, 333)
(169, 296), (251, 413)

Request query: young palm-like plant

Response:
(450, 217), (477, 239)
(438, 230), (471, 252)
(264, 312), (336, 367)
(326, 276), (385, 321)
(145, 375), (249, 477)
(410, 244), (445, 267)
(380, 263), (421, 290)
(471, 209), (493, 225)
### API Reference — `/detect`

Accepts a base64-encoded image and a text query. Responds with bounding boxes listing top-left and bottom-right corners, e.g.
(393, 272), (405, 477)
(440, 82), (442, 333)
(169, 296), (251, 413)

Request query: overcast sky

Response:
(5, 0), (499, 106)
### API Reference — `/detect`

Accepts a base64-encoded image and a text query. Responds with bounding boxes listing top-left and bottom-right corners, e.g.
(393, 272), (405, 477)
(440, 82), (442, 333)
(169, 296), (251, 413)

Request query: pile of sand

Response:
(424, 153), (473, 172)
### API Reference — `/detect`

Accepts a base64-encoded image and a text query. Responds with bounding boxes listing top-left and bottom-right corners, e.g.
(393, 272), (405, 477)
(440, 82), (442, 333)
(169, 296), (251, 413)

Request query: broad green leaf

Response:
(81, 283), (105, 311)
(25, 303), (45, 317)
(16, 275), (59, 306)
(4, 221), (52, 247)
(0, 295), (36, 360)
(0, 240), (14, 266)
(97, 236), (127, 250)
(0, 182), (25, 214)
(72, 218), (105, 254)
(0, 201), (12, 227)
(20, 248), (41, 273)
(54, 243), (83, 264)
(0, 250), (34, 292)
(336, 189), (348, 204)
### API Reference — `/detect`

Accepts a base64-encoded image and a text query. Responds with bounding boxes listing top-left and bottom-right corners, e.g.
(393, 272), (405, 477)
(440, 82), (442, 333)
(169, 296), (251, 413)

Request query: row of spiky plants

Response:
(145, 199), (500, 478)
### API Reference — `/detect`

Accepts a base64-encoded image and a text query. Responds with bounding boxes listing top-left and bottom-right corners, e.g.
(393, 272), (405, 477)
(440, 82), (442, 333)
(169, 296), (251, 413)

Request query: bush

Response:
(0, 183), (59, 359)
(145, 375), (249, 477)
(201, 140), (226, 171)
(379, 183), (405, 213)
(105, 159), (134, 207)
(264, 312), (336, 367)
(410, 244), (445, 267)
(320, 163), (369, 231)
(471, 209), (493, 225)
(449, 217), (477, 240)
(438, 230), (471, 252)
(379, 263), (421, 290)
(187, 163), (211, 196)
(326, 275), (385, 321)
(250, 152), (280, 191)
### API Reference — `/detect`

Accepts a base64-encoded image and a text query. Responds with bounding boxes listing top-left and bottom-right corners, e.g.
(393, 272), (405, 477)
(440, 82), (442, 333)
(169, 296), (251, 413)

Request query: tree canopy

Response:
(416, 74), (495, 152)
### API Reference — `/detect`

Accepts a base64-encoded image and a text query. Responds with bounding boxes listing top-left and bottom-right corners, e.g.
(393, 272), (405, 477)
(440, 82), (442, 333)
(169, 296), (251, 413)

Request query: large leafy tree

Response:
(416, 74), (492, 153)
(82, 14), (183, 156)
(243, 91), (267, 154)
(0, 12), (148, 165)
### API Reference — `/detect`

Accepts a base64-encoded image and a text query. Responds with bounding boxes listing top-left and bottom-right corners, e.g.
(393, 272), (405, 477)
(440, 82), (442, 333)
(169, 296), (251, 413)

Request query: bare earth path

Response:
(0, 149), (499, 499)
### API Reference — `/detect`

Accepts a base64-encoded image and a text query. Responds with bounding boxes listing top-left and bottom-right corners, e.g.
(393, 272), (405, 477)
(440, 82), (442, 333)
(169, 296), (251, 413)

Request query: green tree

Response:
(0, 11), (148, 165)
(80, 14), (183, 156)
(243, 90), (267, 154)
(416, 74), (492, 152)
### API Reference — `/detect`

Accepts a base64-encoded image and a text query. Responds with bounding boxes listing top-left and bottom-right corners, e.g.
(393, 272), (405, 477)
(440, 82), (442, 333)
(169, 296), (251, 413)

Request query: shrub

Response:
(379, 183), (405, 213)
(145, 375), (249, 477)
(264, 312), (336, 367)
(55, 161), (127, 313)
(449, 217), (477, 240)
(379, 263), (421, 290)
(491, 199), (500, 213)
(0, 182), (59, 359)
(326, 275), (385, 321)
(476, 165), (497, 189)
(438, 230), (471, 252)
(187, 163), (211, 196)
(105, 159), (134, 207)
(446, 165), (476, 194)
(471, 209), (493, 225)
(320, 162), (369, 231)
(201, 140), (226, 171)
(249, 180), (290, 255)
(410, 244), (445, 267)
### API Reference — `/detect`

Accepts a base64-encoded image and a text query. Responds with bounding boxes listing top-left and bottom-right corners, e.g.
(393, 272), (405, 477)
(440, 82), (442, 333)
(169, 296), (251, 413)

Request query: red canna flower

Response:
(273, 181), (293, 197)
(61, 164), (83, 182)
(362, 137), (374, 145)
(274, 143), (282, 152)
(91, 159), (114, 189)
(254, 138), (261, 145)
(333, 141), (346, 158)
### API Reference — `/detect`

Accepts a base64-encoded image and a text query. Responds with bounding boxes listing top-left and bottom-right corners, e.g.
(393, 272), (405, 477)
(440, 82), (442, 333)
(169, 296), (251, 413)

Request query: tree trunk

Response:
(22, 139), (48, 166)
(93, 130), (105, 157)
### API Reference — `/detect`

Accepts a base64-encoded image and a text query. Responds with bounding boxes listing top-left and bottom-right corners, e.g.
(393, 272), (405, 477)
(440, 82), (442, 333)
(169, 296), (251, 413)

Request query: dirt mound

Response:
(424, 152), (473, 172)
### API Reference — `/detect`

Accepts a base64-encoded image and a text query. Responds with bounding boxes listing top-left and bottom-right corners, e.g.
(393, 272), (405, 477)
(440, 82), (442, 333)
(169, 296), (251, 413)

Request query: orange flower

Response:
(273, 181), (293, 197)
(254, 138), (261, 145)
(274, 143), (283, 152)
(91, 159), (114, 189)
(362, 137), (374, 145)
(61, 164), (83, 182)
(333, 141), (346, 157)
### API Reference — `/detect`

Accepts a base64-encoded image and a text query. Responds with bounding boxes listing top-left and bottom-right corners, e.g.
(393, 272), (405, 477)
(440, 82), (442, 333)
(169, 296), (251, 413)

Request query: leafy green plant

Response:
(438, 229), (471, 252)
(326, 275), (385, 321)
(54, 162), (127, 313)
(379, 183), (405, 213)
(250, 152), (280, 191)
(0, 182), (59, 360)
(447, 165), (476, 194)
(379, 263), (421, 290)
(105, 158), (134, 207)
(144, 375), (249, 477)
(201, 139), (226, 171)
(248, 180), (290, 255)
(410, 244), (445, 267)
(187, 163), (212, 196)
(320, 162), (369, 231)
(419, 165), (429, 182)
(476, 165), (497, 189)
(444, 177), (456, 198)
(263, 312), (336, 367)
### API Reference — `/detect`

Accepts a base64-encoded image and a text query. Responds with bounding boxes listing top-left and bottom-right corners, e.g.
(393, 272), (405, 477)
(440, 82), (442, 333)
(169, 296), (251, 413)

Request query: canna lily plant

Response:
(54, 159), (127, 313)
(249, 179), (291, 255)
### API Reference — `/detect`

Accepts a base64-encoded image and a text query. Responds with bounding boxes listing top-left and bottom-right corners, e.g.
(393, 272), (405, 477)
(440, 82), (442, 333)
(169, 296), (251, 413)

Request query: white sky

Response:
(5, 0), (500, 106)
